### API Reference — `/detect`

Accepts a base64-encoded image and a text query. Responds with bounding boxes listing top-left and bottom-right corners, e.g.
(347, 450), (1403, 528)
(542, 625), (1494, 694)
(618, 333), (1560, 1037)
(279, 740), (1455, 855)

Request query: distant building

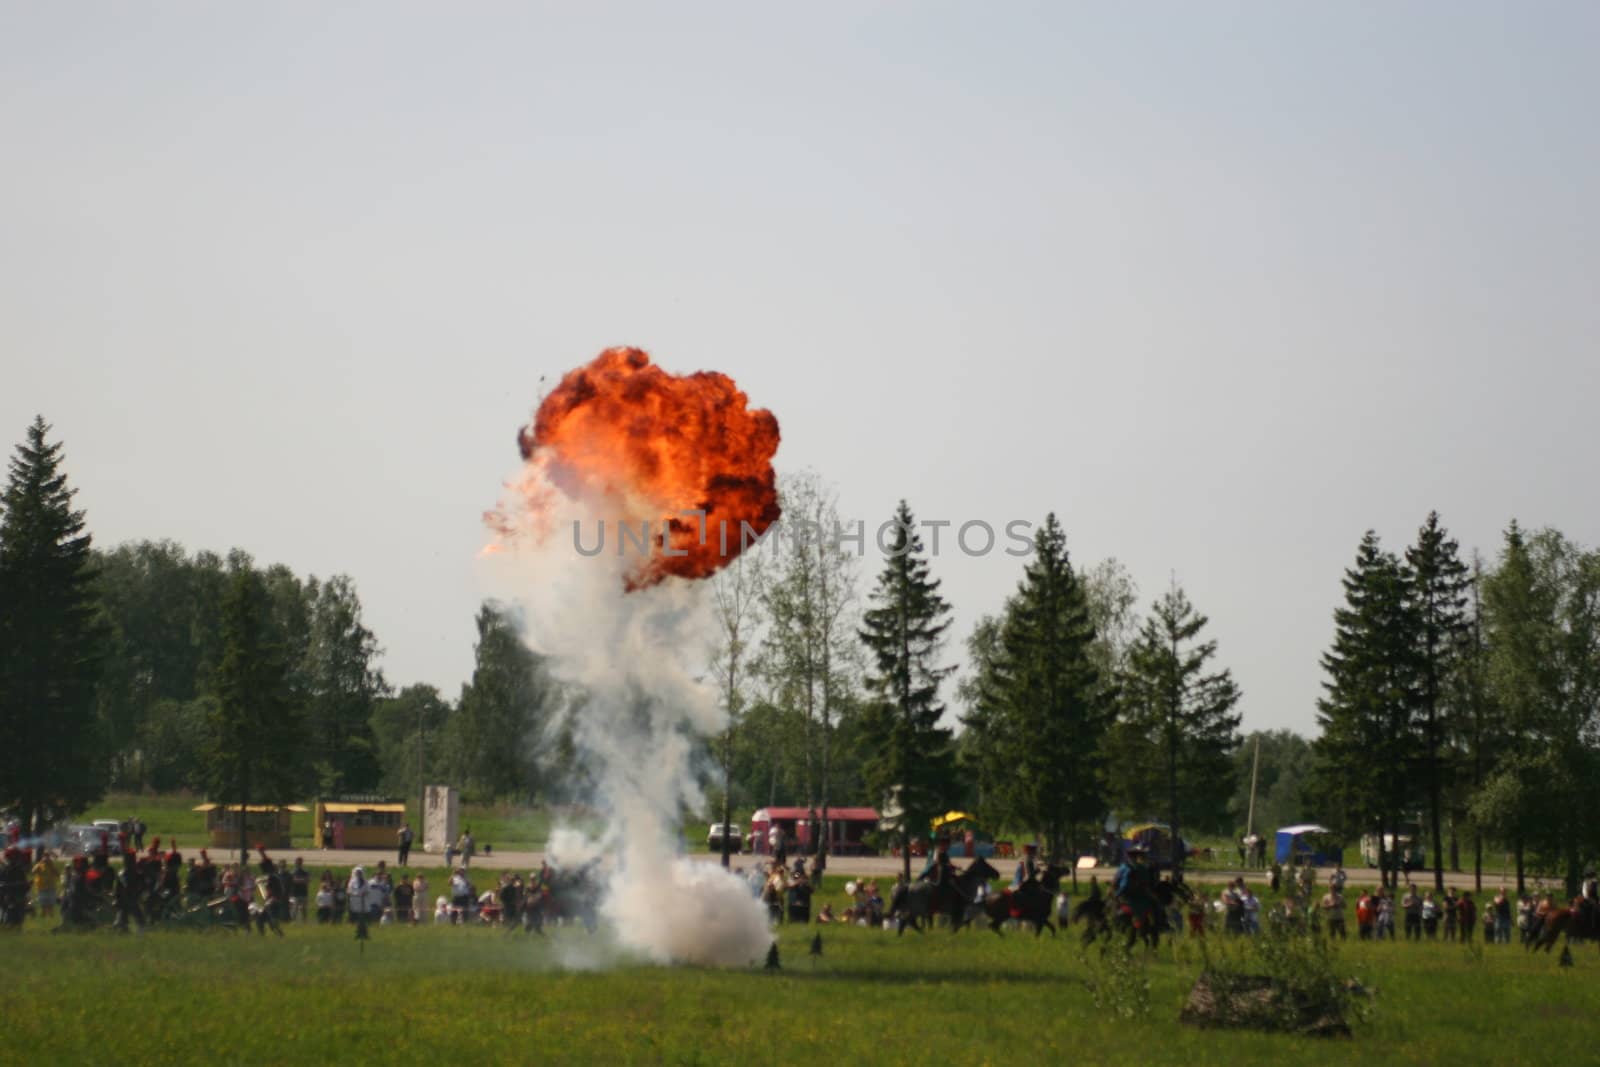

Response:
(312, 796), (407, 849)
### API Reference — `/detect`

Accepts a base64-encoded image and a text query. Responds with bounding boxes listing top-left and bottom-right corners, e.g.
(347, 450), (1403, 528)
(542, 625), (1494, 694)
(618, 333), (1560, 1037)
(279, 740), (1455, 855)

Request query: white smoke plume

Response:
(486, 488), (772, 968)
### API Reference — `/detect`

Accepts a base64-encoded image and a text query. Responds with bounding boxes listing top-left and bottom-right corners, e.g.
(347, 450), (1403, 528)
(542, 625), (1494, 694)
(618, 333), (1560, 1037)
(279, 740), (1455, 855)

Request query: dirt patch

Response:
(1179, 971), (1352, 1037)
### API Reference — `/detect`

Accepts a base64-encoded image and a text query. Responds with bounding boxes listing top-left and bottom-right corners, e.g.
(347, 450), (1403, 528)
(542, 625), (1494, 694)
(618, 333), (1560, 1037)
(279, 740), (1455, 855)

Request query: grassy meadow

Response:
(10, 870), (1599, 1066)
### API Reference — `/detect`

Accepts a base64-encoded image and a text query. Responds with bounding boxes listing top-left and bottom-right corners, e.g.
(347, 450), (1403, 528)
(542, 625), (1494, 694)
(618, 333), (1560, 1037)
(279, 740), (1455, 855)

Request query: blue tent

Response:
(1274, 823), (1341, 866)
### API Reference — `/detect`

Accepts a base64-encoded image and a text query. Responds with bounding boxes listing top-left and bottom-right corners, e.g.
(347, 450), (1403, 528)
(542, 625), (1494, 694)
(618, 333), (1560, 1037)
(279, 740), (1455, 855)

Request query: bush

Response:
(1078, 943), (1151, 1019)
(1182, 922), (1371, 1036)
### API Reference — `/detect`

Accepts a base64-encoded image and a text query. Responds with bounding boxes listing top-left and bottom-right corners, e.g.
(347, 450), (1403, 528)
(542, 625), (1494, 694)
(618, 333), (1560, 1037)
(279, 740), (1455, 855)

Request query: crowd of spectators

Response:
(1174, 861), (1595, 947)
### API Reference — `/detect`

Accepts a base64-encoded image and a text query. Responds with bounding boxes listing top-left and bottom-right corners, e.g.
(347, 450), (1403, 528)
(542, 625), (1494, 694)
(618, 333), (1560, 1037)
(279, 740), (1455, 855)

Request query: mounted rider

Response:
(919, 835), (956, 888)
(1012, 843), (1040, 889)
(1113, 844), (1157, 929)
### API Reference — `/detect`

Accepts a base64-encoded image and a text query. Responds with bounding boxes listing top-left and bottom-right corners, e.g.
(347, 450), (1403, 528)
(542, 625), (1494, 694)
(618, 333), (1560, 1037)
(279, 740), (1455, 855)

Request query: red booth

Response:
(749, 807), (881, 856)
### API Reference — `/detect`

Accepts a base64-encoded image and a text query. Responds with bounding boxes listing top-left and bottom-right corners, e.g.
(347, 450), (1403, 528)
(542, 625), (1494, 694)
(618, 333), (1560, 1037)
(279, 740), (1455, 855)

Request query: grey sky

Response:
(5, 3), (1597, 735)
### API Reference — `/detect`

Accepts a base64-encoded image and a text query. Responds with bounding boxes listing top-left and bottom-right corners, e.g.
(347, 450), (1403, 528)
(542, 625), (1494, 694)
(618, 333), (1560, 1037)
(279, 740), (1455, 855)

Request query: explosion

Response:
(492, 347), (781, 586)
(482, 347), (781, 968)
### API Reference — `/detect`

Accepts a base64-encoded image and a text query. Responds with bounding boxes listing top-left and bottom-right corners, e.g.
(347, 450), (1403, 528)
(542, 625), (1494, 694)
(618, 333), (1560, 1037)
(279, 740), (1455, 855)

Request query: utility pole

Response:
(1245, 735), (1261, 839)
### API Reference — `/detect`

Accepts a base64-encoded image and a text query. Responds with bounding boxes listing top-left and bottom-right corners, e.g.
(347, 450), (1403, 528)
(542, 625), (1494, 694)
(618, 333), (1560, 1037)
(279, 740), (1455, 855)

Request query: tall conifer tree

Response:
(859, 501), (955, 884)
(1404, 511), (1470, 891)
(1117, 583), (1241, 868)
(0, 417), (106, 831)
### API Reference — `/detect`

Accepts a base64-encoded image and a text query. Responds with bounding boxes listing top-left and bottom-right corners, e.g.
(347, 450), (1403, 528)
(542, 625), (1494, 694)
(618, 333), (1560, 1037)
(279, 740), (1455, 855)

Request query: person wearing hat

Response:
(919, 834), (956, 888)
(111, 848), (146, 932)
(1113, 844), (1156, 934)
(1012, 843), (1040, 890)
(0, 846), (30, 928)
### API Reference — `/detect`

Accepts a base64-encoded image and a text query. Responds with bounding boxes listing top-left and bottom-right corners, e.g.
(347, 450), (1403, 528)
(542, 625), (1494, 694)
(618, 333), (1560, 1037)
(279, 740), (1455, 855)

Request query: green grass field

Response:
(11, 873), (1599, 1066)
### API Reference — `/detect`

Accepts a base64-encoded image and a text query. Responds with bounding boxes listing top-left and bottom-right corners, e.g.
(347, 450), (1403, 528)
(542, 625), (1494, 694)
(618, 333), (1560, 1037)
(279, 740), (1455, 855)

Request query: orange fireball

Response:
(497, 347), (781, 588)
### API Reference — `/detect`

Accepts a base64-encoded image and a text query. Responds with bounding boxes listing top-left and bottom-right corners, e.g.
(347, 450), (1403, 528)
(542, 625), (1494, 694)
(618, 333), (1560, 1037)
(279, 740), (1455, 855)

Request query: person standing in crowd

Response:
(411, 872), (429, 924)
(112, 849), (145, 932)
(1221, 880), (1244, 935)
(393, 872), (414, 926)
(1458, 890), (1477, 944)
(1321, 886), (1347, 940)
(1517, 894), (1536, 945)
(456, 829), (475, 870)
(1493, 888), (1512, 944)
(1403, 883), (1423, 940)
(762, 860), (788, 923)
(768, 823), (785, 866)
(1356, 889), (1374, 940)
(347, 866), (373, 936)
(1422, 890), (1440, 939)
(450, 867), (473, 923)
(1377, 889), (1395, 940)
(315, 873), (335, 924)
(1442, 889), (1459, 942)
(370, 863), (392, 923)
(289, 857), (310, 922)
(397, 822), (413, 867)
(31, 849), (60, 921)
(1187, 890), (1208, 937)
(497, 873), (521, 929)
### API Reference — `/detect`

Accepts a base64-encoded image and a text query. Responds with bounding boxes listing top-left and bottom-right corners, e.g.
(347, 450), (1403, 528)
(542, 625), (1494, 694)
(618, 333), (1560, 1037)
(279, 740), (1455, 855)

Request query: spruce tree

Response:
(968, 514), (1110, 877)
(859, 501), (956, 884)
(1312, 532), (1419, 887)
(1117, 583), (1241, 869)
(0, 417), (107, 831)
(1403, 511), (1470, 891)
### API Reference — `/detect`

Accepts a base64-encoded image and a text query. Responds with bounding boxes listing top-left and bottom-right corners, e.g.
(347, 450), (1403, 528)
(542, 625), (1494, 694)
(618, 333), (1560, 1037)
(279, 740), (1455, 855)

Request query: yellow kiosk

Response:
(312, 796), (408, 849)
(193, 803), (307, 848)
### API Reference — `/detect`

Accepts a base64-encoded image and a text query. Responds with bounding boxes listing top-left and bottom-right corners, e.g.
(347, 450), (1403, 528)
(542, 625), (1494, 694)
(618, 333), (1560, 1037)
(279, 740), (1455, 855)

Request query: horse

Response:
(891, 857), (1000, 935)
(983, 862), (1067, 937)
(1094, 875), (1191, 949)
(1529, 896), (1600, 954)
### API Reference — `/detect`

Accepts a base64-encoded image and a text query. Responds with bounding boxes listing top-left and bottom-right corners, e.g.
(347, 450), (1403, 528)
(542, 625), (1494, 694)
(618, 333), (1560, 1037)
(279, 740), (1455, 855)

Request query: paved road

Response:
(254, 846), (1541, 892)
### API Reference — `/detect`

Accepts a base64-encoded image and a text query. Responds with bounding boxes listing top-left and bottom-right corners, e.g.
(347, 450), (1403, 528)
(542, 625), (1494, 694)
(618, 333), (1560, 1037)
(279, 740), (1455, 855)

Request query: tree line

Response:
(1312, 513), (1600, 896)
(8, 418), (1592, 895)
(0, 419), (572, 830)
(710, 472), (1243, 882)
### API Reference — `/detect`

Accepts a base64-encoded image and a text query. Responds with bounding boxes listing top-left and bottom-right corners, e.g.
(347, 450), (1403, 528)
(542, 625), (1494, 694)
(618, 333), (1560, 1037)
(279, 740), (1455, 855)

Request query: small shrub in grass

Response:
(1078, 943), (1151, 1019)
(1183, 921), (1371, 1036)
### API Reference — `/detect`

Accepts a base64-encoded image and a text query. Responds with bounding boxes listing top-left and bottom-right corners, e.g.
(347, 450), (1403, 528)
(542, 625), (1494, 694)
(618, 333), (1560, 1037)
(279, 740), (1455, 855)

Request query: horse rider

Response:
(1012, 843), (1040, 889)
(919, 835), (956, 887)
(1113, 844), (1157, 931)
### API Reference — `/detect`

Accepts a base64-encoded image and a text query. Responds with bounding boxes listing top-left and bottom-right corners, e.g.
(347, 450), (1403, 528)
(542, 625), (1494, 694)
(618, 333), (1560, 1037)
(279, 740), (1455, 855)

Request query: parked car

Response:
(69, 822), (124, 855)
(706, 823), (743, 853)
